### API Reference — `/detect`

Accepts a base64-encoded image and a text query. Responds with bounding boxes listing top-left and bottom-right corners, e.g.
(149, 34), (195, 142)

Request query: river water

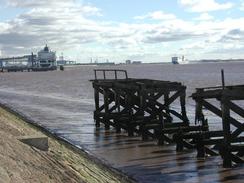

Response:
(0, 62), (244, 182)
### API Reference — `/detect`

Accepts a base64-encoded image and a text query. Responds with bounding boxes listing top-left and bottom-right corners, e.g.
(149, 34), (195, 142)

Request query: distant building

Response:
(172, 56), (179, 64)
(125, 60), (131, 64)
(132, 61), (142, 64)
(171, 56), (185, 64)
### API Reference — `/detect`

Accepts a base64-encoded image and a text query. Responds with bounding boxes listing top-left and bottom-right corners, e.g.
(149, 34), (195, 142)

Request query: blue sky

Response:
(0, 0), (244, 63)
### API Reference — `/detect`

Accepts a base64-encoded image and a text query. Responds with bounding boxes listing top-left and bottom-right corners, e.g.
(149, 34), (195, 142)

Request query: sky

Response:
(0, 0), (244, 63)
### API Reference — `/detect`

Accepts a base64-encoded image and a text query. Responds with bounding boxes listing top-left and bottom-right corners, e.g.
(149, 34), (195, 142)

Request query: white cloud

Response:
(0, 0), (105, 57)
(240, 0), (244, 11)
(181, 42), (206, 50)
(194, 13), (214, 21)
(6, 0), (102, 16)
(0, 22), (12, 33)
(7, 0), (74, 8)
(0, 0), (244, 61)
(134, 11), (176, 20)
(218, 28), (244, 43)
(179, 0), (234, 12)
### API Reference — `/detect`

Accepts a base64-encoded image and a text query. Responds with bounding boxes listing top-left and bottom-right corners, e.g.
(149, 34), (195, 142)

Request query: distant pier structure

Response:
(0, 45), (57, 72)
(0, 54), (36, 72)
(57, 53), (76, 66)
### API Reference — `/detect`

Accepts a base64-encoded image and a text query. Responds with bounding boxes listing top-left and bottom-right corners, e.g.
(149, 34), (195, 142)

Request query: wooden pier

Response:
(189, 85), (244, 167)
(91, 69), (244, 168)
(91, 69), (196, 143)
(168, 85), (244, 168)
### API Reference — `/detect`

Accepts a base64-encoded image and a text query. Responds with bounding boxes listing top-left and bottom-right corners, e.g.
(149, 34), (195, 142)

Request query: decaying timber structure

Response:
(190, 85), (244, 167)
(91, 69), (244, 168)
(91, 69), (193, 143)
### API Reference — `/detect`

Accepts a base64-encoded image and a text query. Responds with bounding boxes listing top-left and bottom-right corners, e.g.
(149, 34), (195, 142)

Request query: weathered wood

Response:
(103, 89), (110, 130)
(91, 70), (189, 142)
(191, 85), (244, 167)
(227, 100), (244, 118)
(221, 97), (232, 167)
(221, 69), (225, 89)
(222, 89), (244, 100)
(92, 70), (244, 168)
(94, 85), (100, 127)
(180, 90), (189, 124)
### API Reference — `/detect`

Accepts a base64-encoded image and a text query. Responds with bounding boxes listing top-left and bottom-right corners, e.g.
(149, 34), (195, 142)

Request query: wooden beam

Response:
(202, 100), (243, 130)
(221, 97), (232, 168)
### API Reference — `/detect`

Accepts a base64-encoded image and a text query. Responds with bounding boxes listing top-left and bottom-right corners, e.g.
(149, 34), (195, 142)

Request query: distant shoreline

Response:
(70, 59), (244, 66)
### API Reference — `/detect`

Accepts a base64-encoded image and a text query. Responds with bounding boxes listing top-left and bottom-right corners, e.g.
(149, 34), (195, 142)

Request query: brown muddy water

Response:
(0, 62), (244, 182)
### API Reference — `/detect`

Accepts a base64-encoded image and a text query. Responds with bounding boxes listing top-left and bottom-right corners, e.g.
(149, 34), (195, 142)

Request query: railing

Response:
(94, 69), (128, 80)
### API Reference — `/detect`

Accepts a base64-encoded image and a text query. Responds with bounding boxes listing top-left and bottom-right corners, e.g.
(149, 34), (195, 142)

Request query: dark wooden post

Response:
(114, 88), (121, 133)
(94, 70), (97, 80)
(175, 129), (184, 152)
(157, 112), (165, 145)
(196, 133), (205, 158)
(139, 84), (145, 117)
(164, 91), (172, 123)
(221, 69), (225, 89)
(103, 70), (106, 79)
(103, 88), (110, 130)
(93, 83), (100, 127)
(115, 89), (121, 113)
(127, 91), (135, 137)
(180, 88), (189, 125)
(194, 88), (207, 126)
(221, 96), (232, 168)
